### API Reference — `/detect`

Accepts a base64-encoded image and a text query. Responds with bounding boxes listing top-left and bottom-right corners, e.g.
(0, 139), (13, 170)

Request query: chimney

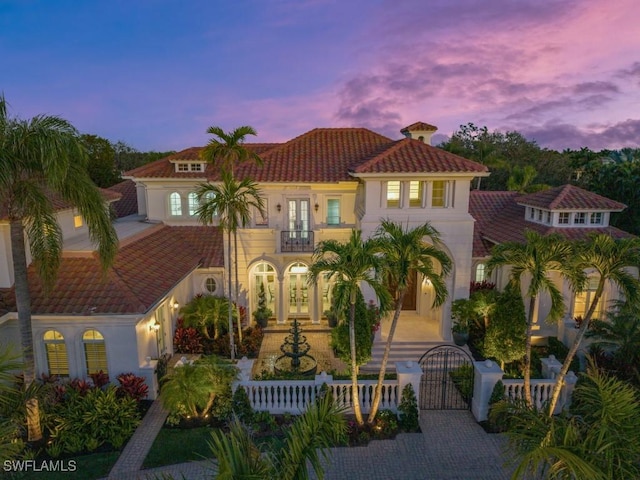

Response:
(400, 122), (438, 145)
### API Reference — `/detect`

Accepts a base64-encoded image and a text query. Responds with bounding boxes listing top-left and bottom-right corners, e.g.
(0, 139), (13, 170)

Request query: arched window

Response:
(43, 330), (69, 377)
(169, 192), (182, 216)
(205, 276), (217, 294)
(252, 262), (276, 314)
(573, 277), (603, 319)
(83, 330), (108, 375)
(475, 263), (486, 283)
(188, 192), (199, 216)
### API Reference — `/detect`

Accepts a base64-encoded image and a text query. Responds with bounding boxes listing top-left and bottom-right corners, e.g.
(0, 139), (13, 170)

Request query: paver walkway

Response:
(105, 409), (513, 480)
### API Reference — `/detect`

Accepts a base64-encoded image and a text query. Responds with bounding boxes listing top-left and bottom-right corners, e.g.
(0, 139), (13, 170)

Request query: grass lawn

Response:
(14, 451), (121, 480)
(143, 426), (214, 469)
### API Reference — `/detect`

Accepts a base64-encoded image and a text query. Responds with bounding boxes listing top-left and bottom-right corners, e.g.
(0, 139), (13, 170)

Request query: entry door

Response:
(288, 199), (310, 236)
(389, 270), (417, 310)
(288, 272), (309, 316)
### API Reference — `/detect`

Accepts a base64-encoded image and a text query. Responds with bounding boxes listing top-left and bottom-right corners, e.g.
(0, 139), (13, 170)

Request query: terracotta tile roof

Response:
(400, 122), (438, 133)
(352, 138), (488, 174)
(107, 180), (138, 218)
(125, 128), (487, 182)
(470, 190), (633, 257)
(517, 185), (626, 211)
(0, 225), (223, 315)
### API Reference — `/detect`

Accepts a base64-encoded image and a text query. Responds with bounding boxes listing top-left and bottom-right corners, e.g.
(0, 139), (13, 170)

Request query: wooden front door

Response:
(389, 270), (417, 311)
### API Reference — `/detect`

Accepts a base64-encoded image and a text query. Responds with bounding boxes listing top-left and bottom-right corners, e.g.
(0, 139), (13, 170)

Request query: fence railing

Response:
(236, 377), (399, 414)
(502, 379), (556, 410)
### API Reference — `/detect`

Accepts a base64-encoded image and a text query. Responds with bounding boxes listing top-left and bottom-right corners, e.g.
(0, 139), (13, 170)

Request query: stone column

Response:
(396, 361), (423, 415)
(471, 360), (504, 422)
(540, 355), (562, 379)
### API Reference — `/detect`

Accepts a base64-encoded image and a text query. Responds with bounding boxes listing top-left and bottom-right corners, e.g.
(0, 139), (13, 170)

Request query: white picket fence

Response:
(236, 378), (399, 414)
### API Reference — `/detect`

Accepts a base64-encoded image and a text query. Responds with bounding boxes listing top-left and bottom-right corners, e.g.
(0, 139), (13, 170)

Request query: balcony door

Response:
(288, 199), (310, 236)
(288, 262), (309, 317)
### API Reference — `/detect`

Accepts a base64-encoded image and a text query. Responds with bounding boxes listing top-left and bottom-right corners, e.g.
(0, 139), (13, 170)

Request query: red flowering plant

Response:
(367, 300), (381, 334)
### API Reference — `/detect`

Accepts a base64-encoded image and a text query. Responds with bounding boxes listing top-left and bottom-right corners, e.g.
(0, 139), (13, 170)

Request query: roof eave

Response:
(349, 171), (490, 179)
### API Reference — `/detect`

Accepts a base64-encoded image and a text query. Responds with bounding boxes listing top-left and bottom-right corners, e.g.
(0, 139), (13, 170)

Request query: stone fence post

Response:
(396, 361), (422, 415)
(472, 360), (504, 422)
(236, 356), (255, 381)
(540, 355), (562, 379)
(139, 357), (159, 400)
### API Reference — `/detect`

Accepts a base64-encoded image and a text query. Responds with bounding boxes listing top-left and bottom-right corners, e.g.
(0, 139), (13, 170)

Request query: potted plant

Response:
(451, 298), (472, 346)
(252, 283), (272, 328)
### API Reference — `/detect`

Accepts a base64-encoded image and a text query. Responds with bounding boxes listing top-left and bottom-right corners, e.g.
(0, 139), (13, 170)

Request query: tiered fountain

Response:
(274, 319), (318, 376)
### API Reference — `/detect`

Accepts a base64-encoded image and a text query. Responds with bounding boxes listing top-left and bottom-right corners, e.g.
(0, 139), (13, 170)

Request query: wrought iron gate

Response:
(418, 345), (474, 410)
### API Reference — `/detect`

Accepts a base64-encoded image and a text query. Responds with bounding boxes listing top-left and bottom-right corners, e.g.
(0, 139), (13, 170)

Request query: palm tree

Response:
(367, 220), (451, 423)
(209, 391), (346, 480)
(0, 96), (118, 440)
(0, 347), (24, 461)
(309, 230), (391, 425)
(195, 172), (265, 359)
(200, 126), (263, 342)
(547, 234), (640, 415)
(486, 231), (582, 407)
(180, 294), (233, 340)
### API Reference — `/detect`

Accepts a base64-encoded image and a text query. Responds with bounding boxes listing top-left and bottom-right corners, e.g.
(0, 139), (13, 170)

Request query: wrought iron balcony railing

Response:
(281, 230), (314, 252)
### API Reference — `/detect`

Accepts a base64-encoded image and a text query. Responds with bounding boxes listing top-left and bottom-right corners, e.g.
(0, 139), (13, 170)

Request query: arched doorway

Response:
(251, 262), (277, 319)
(287, 262), (309, 317)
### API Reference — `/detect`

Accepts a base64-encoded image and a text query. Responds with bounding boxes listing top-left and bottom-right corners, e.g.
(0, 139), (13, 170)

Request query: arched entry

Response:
(418, 345), (474, 410)
(251, 262), (277, 319)
(287, 262), (309, 316)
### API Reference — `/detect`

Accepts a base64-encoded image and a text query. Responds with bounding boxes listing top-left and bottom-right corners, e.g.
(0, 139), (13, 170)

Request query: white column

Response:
(471, 360), (504, 422)
(396, 361), (423, 416)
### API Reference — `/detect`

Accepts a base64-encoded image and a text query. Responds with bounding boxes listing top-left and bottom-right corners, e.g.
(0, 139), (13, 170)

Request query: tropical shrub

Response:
(482, 284), (526, 369)
(231, 386), (254, 423)
(116, 373), (149, 401)
(173, 318), (204, 354)
(330, 289), (374, 369)
(373, 409), (398, 438)
(89, 370), (110, 389)
(237, 326), (264, 357)
(397, 384), (419, 432)
(180, 294), (233, 340)
(161, 355), (237, 421)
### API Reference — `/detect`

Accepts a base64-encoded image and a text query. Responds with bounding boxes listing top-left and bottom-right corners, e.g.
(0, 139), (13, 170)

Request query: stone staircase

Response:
(360, 340), (452, 373)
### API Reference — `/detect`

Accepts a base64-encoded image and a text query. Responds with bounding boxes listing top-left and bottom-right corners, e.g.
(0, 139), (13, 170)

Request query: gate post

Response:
(396, 361), (422, 414)
(471, 360), (504, 422)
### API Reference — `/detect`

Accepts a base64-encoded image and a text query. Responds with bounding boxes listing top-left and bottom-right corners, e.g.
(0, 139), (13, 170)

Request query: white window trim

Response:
(384, 181), (402, 209)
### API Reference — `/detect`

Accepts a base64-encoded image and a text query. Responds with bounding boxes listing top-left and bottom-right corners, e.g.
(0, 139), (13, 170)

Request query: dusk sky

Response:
(2, 0), (639, 152)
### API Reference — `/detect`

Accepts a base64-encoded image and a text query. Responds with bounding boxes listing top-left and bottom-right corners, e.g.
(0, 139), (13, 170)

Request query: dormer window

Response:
(175, 163), (204, 173)
(558, 212), (570, 225)
(590, 212), (603, 225)
(574, 212), (586, 225)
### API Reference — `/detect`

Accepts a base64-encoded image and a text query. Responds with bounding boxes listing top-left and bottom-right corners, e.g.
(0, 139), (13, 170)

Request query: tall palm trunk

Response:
(523, 295), (536, 407)
(233, 231), (242, 342)
(547, 280), (605, 415)
(10, 220), (42, 441)
(368, 290), (405, 423)
(226, 229), (235, 360)
(349, 291), (363, 425)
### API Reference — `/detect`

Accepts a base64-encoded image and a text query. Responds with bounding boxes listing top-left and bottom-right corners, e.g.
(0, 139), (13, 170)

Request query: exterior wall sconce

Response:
(171, 301), (180, 310)
(422, 277), (432, 287)
(276, 203), (282, 212)
(314, 203), (319, 212)
(150, 320), (160, 332)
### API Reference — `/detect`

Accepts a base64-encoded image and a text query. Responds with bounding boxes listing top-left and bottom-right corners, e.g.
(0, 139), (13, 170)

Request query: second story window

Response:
(188, 193), (198, 216)
(169, 192), (182, 216)
(409, 181), (424, 207)
(559, 212), (570, 224)
(590, 212), (603, 225)
(327, 199), (340, 225)
(386, 181), (401, 208)
(432, 181), (447, 208)
(574, 212), (586, 225)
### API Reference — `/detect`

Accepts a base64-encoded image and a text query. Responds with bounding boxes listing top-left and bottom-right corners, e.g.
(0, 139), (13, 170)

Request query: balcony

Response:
(281, 230), (314, 253)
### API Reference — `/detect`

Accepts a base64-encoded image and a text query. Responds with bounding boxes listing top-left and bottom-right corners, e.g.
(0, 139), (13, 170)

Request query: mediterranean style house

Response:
(0, 122), (632, 396)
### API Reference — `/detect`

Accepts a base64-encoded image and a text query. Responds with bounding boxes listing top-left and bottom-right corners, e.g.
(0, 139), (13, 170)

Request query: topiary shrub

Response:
(398, 384), (419, 432)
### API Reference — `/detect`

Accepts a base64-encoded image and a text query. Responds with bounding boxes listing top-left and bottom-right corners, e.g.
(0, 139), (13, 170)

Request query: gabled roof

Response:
(517, 185), (626, 211)
(469, 190), (633, 257)
(0, 225), (223, 315)
(400, 122), (438, 133)
(352, 138), (488, 174)
(107, 180), (138, 218)
(124, 127), (487, 182)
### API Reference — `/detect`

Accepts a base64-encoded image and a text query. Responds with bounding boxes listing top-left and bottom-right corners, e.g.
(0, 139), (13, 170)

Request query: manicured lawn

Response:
(16, 451), (120, 480)
(143, 426), (214, 469)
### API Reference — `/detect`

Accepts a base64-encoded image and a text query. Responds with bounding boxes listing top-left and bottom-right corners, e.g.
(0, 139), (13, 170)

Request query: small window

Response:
(44, 330), (69, 377)
(73, 215), (83, 228)
(327, 199), (340, 225)
(432, 181), (446, 208)
(475, 263), (487, 283)
(537, 209), (543, 222)
(546, 211), (552, 224)
(205, 277), (217, 294)
(574, 276), (603, 318)
(169, 192), (182, 216)
(177, 163), (189, 172)
(590, 212), (603, 225)
(386, 181), (401, 208)
(409, 181), (424, 208)
(83, 330), (108, 375)
(188, 193), (199, 216)
(255, 200), (268, 226)
(574, 212), (586, 225)
(529, 208), (535, 220)
(559, 212), (570, 224)
(190, 163), (203, 172)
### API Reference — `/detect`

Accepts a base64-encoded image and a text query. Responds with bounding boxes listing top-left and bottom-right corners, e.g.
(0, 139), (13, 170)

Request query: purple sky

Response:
(2, 0), (639, 152)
